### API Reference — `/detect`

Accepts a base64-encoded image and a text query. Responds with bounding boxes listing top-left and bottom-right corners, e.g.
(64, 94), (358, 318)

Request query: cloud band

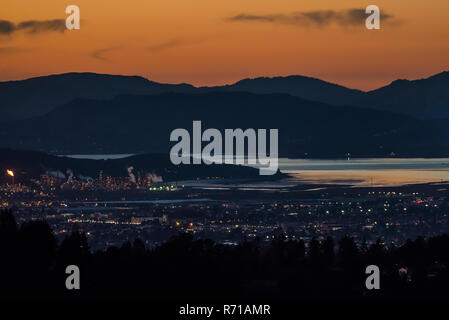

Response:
(226, 9), (396, 28)
(0, 19), (66, 36)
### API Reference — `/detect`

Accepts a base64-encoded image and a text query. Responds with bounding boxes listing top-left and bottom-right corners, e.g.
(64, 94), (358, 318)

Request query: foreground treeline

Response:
(1, 209), (449, 300)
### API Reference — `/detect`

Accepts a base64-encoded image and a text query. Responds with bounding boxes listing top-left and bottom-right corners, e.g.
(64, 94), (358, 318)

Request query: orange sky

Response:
(1, 0), (448, 90)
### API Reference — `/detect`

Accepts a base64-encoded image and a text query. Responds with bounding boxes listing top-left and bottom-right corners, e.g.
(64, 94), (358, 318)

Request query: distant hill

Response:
(1, 71), (449, 121)
(0, 73), (195, 122)
(1, 92), (448, 158)
(205, 72), (449, 119)
(355, 71), (449, 119)
(201, 75), (364, 106)
(0, 149), (268, 183)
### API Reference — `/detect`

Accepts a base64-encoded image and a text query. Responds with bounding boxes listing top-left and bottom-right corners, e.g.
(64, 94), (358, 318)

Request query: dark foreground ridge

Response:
(1, 209), (448, 301)
(2, 92), (449, 158)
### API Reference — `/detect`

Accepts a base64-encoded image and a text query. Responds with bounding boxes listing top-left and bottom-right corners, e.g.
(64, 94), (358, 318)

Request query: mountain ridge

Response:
(1, 70), (448, 121)
(2, 91), (448, 158)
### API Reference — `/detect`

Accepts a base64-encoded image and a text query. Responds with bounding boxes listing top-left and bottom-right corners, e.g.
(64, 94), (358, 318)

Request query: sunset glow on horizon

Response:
(1, 0), (449, 90)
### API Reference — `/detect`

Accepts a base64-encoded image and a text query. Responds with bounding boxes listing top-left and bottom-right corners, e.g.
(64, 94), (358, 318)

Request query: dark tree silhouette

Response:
(1, 209), (449, 300)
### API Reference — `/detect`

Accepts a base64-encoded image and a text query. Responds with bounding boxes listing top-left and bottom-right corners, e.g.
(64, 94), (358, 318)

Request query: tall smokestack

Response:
(66, 169), (74, 183)
(127, 166), (136, 183)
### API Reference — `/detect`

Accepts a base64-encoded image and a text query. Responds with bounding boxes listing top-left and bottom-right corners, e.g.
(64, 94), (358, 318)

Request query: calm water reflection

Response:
(281, 158), (449, 187)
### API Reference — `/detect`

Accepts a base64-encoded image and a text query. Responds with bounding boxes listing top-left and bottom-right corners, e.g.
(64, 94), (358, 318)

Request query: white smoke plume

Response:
(47, 170), (66, 179)
(127, 166), (136, 183)
(147, 173), (163, 184)
(66, 169), (74, 183)
(77, 175), (93, 182)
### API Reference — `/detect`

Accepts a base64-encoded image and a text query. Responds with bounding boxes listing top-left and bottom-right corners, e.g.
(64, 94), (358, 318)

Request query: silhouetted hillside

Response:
(0, 73), (195, 122)
(2, 71), (449, 122)
(206, 71), (449, 119)
(1, 92), (448, 157)
(201, 75), (364, 106)
(0, 149), (269, 183)
(356, 71), (449, 119)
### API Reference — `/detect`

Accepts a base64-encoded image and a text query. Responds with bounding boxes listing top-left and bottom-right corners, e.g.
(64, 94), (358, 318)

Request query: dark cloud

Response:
(16, 19), (66, 34)
(226, 9), (396, 28)
(0, 19), (66, 36)
(90, 46), (122, 61)
(0, 20), (15, 35)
